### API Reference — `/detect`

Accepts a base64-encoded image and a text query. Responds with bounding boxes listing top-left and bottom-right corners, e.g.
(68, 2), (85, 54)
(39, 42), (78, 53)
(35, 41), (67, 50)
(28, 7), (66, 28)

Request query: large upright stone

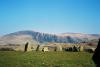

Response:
(24, 42), (32, 52)
(56, 44), (62, 51)
(24, 42), (28, 52)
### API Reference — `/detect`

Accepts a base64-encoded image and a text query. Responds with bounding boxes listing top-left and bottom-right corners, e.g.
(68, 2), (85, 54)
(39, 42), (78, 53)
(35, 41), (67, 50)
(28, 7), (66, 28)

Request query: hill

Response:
(0, 30), (99, 45)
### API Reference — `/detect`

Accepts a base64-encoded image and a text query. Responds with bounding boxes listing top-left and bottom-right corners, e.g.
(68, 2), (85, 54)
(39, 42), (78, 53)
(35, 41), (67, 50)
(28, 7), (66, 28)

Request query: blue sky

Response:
(0, 0), (100, 35)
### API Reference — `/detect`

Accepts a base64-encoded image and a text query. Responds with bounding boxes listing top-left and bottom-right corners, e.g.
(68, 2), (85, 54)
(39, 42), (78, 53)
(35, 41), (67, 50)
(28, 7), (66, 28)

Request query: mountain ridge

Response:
(0, 30), (99, 45)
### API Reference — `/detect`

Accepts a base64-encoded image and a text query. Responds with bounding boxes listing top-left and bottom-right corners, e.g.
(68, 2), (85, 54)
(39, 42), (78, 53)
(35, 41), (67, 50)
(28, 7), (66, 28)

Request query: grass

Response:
(0, 51), (95, 67)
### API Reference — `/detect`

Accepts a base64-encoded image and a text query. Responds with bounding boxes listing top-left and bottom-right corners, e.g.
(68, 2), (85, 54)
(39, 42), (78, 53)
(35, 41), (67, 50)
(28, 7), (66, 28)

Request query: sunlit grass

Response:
(0, 51), (95, 67)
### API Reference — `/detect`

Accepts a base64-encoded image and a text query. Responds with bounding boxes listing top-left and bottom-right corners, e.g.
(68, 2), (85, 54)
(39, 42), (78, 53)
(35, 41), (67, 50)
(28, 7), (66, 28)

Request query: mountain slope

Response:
(59, 33), (100, 39)
(0, 30), (99, 45)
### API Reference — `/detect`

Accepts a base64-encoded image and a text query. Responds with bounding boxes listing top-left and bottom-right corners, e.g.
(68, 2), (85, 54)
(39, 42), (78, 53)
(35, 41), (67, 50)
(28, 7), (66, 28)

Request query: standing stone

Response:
(79, 46), (84, 52)
(56, 44), (62, 51)
(24, 42), (29, 52)
(36, 45), (40, 51)
(43, 46), (49, 52)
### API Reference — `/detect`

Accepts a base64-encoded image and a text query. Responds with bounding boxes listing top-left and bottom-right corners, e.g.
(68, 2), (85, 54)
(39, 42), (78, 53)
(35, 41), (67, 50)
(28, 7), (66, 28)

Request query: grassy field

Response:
(0, 51), (95, 67)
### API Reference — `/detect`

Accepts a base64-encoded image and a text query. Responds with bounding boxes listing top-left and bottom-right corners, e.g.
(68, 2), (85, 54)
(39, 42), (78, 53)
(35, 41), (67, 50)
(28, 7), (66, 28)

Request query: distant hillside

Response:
(59, 33), (100, 39)
(0, 30), (99, 45)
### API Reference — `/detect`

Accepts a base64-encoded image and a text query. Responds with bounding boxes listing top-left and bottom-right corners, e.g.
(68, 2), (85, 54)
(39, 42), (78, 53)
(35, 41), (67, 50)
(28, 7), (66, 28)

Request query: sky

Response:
(0, 0), (100, 35)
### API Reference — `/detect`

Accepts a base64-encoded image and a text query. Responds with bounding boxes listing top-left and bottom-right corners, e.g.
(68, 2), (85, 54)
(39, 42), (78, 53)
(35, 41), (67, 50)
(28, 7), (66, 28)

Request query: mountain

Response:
(59, 33), (100, 39)
(0, 30), (100, 45)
